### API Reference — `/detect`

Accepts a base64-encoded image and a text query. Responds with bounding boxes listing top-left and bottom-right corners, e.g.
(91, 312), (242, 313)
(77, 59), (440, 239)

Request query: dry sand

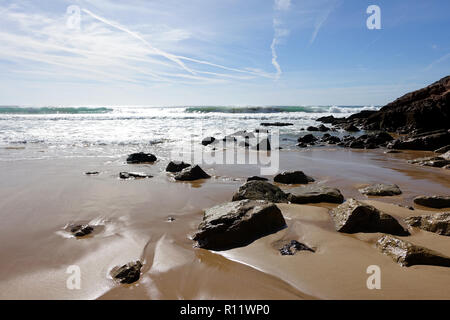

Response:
(0, 148), (448, 299)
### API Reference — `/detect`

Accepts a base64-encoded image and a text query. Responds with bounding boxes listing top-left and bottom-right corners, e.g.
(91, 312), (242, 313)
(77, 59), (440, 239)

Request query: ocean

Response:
(0, 105), (378, 160)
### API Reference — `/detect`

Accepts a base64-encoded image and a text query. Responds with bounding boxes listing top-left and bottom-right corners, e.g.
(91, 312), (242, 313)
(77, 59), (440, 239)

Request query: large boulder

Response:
(287, 185), (344, 204)
(359, 184), (402, 196)
(126, 152), (157, 163)
(174, 165), (211, 181)
(274, 171), (315, 184)
(413, 196), (450, 209)
(192, 200), (286, 250)
(404, 212), (450, 236)
(166, 161), (191, 173)
(232, 181), (288, 203)
(376, 235), (450, 267)
(329, 199), (409, 235)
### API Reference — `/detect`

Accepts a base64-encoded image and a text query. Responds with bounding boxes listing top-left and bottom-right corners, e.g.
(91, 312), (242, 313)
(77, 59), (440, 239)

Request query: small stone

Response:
(279, 240), (315, 255)
(110, 261), (143, 284)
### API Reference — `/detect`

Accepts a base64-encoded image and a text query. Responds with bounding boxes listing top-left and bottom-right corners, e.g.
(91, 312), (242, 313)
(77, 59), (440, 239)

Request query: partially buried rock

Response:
(110, 261), (143, 284)
(376, 235), (450, 267)
(192, 200), (286, 250)
(84, 171), (99, 176)
(174, 165), (210, 181)
(359, 184), (402, 196)
(120, 172), (153, 179)
(404, 212), (450, 236)
(343, 124), (360, 132)
(279, 240), (315, 255)
(201, 137), (216, 146)
(247, 176), (269, 182)
(287, 185), (344, 204)
(408, 155), (450, 168)
(274, 171), (315, 184)
(232, 180), (288, 203)
(70, 224), (94, 237)
(330, 199), (409, 235)
(166, 161), (191, 173)
(126, 152), (157, 164)
(434, 145), (450, 154)
(413, 196), (450, 209)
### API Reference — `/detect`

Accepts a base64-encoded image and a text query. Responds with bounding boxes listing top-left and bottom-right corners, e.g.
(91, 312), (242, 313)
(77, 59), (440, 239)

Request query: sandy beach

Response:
(0, 147), (448, 300)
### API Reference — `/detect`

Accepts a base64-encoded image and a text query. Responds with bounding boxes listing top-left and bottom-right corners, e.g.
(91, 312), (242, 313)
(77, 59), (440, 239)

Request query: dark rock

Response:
(359, 184), (402, 196)
(70, 224), (94, 237)
(260, 122), (293, 127)
(232, 181), (288, 203)
(296, 142), (308, 148)
(321, 135), (341, 144)
(330, 199), (409, 235)
(343, 124), (360, 132)
(287, 185), (344, 204)
(110, 261), (143, 284)
(174, 165), (211, 181)
(256, 138), (271, 151)
(166, 161), (191, 173)
(408, 155), (450, 168)
(119, 172), (153, 179)
(307, 126), (319, 132)
(318, 124), (330, 132)
(274, 171), (315, 184)
(404, 212), (450, 236)
(126, 152), (157, 163)
(385, 150), (401, 154)
(247, 176), (269, 182)
(376, 235), (450, 267)
(192, 200), (286, 250)
(202, 137), (216, 146)
(222, 136), (237, 142)
(279, 240), (315, 255)
(413, 196), (450, 209)
(84, 171), (100, 175)
(297, 134), (318, 144)
(255, 129), (269, 133)
(167, 216), (176, 222)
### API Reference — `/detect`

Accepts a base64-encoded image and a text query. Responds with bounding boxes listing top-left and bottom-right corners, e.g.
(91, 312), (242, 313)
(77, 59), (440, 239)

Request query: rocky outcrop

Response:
(126, 152), (157, 163)
(192, 200), (286, 250)
(287, 185), (344, 204)
(340, 132), (394, 149)
(388, 129), (450, 151)
(232, 181), (288, 203)
(359, 184), (402, 196)
(376, 235), (450, 267)
(166, 161), (191, 173)
(343, 124), (360, 132)
(110, 261), (143, 284)
(405, 212), (450, 236)
(174, 165), (210, 181)
(329, 199), (409, 235)
(201, 137), (216, 146)
(413, 196), (450, 209)
(279, 240), (315, 255)
(274, 171), (315, 184)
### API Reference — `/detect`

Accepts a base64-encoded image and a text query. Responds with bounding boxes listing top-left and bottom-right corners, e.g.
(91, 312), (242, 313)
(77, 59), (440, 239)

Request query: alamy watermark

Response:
(366, 5), (381, 30)
(366, 265), (381, 290)
(66, 265), (81, 290)
(66, 5), (81, 30)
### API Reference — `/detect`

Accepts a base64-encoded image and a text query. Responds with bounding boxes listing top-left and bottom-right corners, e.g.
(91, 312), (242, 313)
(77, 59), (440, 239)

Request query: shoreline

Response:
(0, 147), (449, 299)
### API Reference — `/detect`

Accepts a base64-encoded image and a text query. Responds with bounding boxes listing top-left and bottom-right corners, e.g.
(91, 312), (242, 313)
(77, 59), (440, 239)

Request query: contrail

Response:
(82, 9), (196, 75)
(83, 9), (274, 80)
(271, 0), (291, 80)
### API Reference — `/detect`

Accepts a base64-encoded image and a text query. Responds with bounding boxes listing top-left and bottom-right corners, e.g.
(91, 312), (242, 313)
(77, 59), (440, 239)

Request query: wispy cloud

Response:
(271, 0), (291, 80)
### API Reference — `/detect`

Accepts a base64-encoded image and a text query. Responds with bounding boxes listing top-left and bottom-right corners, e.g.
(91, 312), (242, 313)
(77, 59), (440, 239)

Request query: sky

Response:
(0, 0), (449, 106)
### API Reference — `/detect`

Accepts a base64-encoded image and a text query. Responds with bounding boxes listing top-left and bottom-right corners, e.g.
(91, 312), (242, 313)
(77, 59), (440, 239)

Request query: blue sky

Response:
(0, 0), (449, 106)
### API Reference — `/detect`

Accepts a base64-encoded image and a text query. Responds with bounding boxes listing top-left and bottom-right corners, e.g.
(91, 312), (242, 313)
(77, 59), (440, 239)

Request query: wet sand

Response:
(0, 148), (449, 299)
